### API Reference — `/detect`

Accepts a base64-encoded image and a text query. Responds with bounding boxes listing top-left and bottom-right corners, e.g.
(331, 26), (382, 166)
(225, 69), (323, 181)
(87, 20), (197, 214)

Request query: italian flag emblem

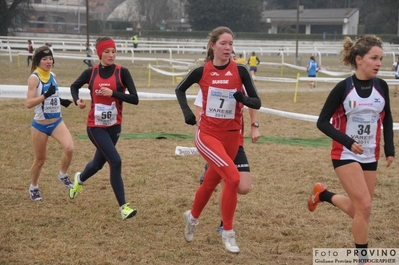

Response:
(348, 101), (356, 108)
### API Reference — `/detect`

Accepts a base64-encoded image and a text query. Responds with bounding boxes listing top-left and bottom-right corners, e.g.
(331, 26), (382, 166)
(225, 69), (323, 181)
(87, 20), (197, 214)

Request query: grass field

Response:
(1, 51), (399, 265)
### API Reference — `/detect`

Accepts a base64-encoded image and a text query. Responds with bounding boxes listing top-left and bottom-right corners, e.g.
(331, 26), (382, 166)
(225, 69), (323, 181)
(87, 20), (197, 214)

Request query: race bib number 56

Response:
(94, 101), (117, 126)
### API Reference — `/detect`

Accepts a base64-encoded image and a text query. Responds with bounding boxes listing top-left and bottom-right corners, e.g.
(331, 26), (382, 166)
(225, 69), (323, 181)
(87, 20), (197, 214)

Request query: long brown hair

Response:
(204, 26), (234, 63)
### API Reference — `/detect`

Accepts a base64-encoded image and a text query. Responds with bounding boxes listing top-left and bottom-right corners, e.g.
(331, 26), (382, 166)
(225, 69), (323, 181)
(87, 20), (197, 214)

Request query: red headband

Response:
(96, 40), (116, 59)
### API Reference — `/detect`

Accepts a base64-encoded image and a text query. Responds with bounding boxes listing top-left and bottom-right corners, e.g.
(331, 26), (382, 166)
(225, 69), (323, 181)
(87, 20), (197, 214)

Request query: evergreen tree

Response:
(186, 0), (263, 32)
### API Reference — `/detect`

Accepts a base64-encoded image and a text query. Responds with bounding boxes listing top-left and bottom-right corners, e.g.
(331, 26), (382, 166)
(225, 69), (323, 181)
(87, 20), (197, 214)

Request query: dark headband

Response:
(33, 48), (54, 66)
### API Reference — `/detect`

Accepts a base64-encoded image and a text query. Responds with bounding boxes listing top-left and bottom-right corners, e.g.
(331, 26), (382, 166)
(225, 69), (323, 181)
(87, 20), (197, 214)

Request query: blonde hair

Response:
(204, 26), (234, 62)
(340, 35), (382, 69)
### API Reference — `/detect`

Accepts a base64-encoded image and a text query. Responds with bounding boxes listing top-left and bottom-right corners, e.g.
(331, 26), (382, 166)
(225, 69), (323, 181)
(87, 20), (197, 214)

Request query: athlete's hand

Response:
(184, 113), (196, 125)
(251, 127), (261, 143)
(351, 142), (363, 155)
(76, 98), (86, 109)
(233, 91), (244, 103)
(44, 84), (56, 98)
(386, 156), (394, 167)
(99, 87), (113, 97)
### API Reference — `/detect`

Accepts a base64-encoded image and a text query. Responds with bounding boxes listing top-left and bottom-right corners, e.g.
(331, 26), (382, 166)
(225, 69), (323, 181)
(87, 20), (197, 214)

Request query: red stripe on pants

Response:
(191, 129), (240, 230)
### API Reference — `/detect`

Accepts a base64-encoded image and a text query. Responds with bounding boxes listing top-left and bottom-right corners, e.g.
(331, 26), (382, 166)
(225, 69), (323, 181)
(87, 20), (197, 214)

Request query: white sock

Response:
(77, 174), (83, 185)
(30, 184), (38, 190)
(58, 171), (67, 179)
(223, 229), (234, 235)
(120, 203), (127, 211)
(189, 212), (197, 223)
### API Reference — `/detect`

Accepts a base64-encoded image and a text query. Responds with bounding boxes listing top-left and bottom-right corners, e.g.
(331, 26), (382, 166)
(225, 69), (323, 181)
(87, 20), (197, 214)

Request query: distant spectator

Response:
(235, 53), (246, 65)
(231, 50), (236, 60)
(83, 42), (92, 68)
(27, 40), (33, 67)
(306, 55), (321, 90)
(132, 35), (138, 48)
(247, 51), (260, 79)
(391, 56), (399, 97)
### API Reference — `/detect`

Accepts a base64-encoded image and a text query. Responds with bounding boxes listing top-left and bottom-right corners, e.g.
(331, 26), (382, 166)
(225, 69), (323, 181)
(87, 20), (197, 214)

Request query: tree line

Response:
(1, 0), (398, 36)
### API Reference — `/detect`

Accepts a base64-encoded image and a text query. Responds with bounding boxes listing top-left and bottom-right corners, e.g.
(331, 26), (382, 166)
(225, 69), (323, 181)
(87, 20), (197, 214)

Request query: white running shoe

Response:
(29, 188), (42, 201)
(183, 210), (198, 242)
(59, 174), (73, 189)
(222, 230), (240, 253)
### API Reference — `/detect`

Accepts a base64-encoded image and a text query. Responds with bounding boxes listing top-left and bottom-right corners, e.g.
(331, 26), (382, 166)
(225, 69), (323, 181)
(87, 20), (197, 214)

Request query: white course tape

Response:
(258, 106), (318, 122)
(147, 65), (189, 77)
(2, 84), (398, 130)
(175, 146), (199, 156)
(0, 85), (196, 100)
(298, 77), (399, 85)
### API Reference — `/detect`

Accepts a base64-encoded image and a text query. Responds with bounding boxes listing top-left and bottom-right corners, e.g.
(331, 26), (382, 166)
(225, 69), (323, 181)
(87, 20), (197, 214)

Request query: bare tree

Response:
(136, 0), (174, 30)
(0, 0), (31, 35)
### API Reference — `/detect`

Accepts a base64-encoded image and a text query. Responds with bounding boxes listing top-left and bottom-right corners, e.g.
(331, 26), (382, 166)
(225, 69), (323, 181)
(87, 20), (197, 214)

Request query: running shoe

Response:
(29, 188), (42, 201)
(59, 175), (73, 189)
(199, 163), (209, 185)
(222, 230), (240, 253)
(121, 203), (137, 220)
(217, 222), (223, 234)
(183, 210), (198, 242)
(69, 172), (83, 199)
(307, 183), (326, 212)
(199, 173), (205, 185)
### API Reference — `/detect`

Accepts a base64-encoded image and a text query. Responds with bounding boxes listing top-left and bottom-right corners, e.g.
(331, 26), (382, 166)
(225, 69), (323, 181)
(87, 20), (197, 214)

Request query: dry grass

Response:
(1, 52), (399, 265)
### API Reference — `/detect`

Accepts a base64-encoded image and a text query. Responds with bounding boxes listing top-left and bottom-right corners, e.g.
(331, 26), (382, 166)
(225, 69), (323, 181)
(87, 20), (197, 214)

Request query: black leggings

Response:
(80, 124), (126, 206)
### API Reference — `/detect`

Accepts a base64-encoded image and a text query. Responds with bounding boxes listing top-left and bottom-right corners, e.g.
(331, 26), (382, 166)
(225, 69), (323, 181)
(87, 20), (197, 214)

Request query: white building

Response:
(262, 8), (359, 35)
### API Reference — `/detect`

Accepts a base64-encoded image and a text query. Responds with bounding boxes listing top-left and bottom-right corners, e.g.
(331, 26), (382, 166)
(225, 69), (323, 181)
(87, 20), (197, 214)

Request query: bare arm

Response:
(26, 76), (44, 109)
(248, 108), (260, 143)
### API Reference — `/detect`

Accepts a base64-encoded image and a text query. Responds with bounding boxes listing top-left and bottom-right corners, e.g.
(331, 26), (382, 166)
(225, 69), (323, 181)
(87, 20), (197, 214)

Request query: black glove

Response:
(44, 84), (56, 98)
(233, 91), (244, 103)
(184, 113), (196, 125)
(60, 98), (73, 108)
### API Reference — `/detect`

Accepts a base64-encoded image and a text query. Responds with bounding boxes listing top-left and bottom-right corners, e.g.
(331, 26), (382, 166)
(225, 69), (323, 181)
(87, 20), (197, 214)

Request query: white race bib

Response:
(94, 101), (118, 126)
(205, 87), (236, 119)
(347, 114), (377, 148)
(43, 97), (61, 114)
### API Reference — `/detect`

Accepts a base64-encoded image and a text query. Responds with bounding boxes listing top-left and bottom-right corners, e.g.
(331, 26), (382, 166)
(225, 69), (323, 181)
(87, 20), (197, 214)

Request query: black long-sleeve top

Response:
(317, 74), (395, 158)
(175, 61), (261, 120)
(70, 64), (139, 105)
